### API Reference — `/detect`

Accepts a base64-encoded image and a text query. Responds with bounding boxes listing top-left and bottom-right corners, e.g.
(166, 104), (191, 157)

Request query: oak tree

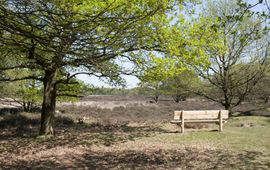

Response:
(0, 0), (184, 135)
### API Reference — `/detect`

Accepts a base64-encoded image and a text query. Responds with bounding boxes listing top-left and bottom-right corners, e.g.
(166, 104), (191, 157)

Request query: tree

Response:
(0, 74), (90, 112)
(0, 0), (191, 135)
(7, 80), (42, 112)
(137, 15), (226, 103)
(238, 0), (270, 19)
(249, 63), (270, 103)
(138, 80), (164, 102)
(195, 0), (269, 113)
(163, 70), (201, 102)
(0, 69), (43, 112)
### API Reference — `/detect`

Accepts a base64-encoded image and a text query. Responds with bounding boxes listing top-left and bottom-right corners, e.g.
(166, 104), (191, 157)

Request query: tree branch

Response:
(0, 76), (43, 82)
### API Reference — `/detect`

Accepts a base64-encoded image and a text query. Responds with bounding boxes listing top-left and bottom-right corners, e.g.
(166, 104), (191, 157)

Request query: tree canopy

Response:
(194, 0), (269, 112)
(0, 0), (197, 135)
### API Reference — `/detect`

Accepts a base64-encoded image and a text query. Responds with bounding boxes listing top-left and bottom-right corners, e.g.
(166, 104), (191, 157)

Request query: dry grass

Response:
(1, 97), (270, 169)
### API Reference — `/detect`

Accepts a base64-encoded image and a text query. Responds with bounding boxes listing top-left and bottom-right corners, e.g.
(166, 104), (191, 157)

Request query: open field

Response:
(1, 96), (270, 169)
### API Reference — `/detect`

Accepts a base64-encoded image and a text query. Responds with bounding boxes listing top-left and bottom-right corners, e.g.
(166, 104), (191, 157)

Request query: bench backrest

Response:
(174, 110), (229, 120)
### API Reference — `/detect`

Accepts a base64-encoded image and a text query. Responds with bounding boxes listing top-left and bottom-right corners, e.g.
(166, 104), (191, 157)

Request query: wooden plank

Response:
(184, 119), (219, 123)
(181, 110), (184, 133)
(175, 110), (228, 115)
(170, 120), (182, 123)
(171, 119), (223, 123)
(174, 111), (181, 120)
(182, 110), (229, 117)
(174, 110), (229, 119)
(221, 110), (229, 119)
(171, 110), (229, 133)
(206, 110), (229, 118)
(175, 110), (221, 114)
(183, 114), (228, 119)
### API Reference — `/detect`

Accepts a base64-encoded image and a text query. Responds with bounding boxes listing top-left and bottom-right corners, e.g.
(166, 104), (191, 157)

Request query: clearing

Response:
(1, 96), (270, 169)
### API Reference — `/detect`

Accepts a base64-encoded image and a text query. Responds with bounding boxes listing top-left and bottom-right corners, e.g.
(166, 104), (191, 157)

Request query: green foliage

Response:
(57, 79), (91, 102)
(138, 13), (225, 102)
(0, 0), (230, 134)
(162, 70), (201, 102)
(0, 0), (186, 82)
(139, 14), (226, 83)
(250, 63), (270, 102)
(0, 80), (42, 112)
(193, 0), (269, 111)
(138, 80), (165, 102)
(0, 75), (91, 111)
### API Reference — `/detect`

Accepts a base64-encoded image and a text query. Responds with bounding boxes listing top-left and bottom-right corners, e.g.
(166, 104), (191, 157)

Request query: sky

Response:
(77, 0), (268, 89)
(77, 57), (140, 88)
(77, 74), (139, 89)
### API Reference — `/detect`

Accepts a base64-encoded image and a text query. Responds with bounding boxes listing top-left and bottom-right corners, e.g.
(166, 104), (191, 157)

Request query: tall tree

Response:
(195, 0), (269, 113)
(0, 0), (190, 135)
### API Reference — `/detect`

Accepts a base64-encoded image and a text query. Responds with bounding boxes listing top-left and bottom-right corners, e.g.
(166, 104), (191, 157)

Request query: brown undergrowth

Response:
(1, 97), (270, 169)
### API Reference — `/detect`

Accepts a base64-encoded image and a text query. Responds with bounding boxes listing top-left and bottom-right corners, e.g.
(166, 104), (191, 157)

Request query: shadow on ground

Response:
(0, 112), (168, 166)
(0, 107), (21, 116)
(1, 107), (270, 169)
(2, 149), (270, 170)
(0, 111), (166, 141)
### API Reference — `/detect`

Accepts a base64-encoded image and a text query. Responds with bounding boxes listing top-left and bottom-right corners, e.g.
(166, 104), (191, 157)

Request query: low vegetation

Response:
(1, 98), (270, 169)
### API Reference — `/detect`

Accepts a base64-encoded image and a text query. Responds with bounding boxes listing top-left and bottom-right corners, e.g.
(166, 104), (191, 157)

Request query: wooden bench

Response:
(170, 110), (229, 133)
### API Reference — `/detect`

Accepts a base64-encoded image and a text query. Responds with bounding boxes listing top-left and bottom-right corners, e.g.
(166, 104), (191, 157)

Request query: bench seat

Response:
(171, 110), (229, 133)
(170, 119), (226, 123)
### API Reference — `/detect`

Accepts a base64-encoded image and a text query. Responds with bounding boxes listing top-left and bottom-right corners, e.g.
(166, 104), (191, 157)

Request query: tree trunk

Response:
(23, 102), (28, 112)
(23, 101), (34, 112)
(173, 95), (180, 103)
(221, 101), (232, 116)
(153, 95), (159, 103)
(39, 70), (57, 136)
(223, 104), (232, 116)
(264, 96), (269, 103)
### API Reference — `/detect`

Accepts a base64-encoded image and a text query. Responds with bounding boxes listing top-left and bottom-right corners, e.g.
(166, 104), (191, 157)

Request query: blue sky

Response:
(77, 0), (268, 88)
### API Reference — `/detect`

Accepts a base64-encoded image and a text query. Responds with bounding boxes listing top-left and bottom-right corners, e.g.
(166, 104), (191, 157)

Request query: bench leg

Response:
(181, 111), (185, 133)
(219, 111), (223, 132)
(181, 120), (184, 133)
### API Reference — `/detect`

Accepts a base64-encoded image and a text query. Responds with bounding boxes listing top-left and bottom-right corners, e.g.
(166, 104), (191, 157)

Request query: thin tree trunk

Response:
(39, 70), (57, 136)
(224, 104), (232, 116)
(23, 102), (27, 112)
(264, 96), (269, 103)
(153, 95), (159, 103)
